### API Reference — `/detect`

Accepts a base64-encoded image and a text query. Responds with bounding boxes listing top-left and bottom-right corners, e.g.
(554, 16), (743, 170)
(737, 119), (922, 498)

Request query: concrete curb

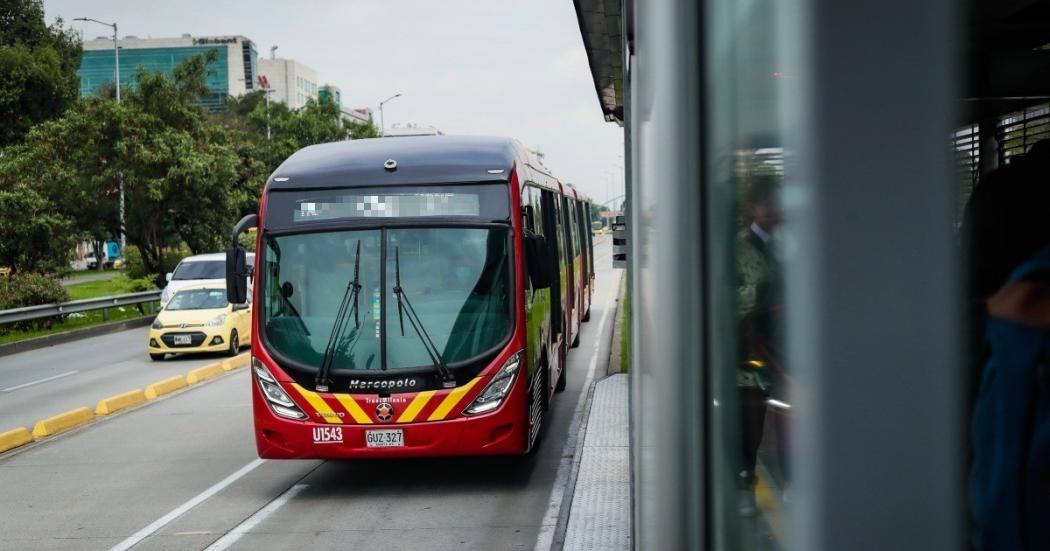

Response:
(187, 362), (225, 384)
(95, 389), (147, 415)
(0, 427), (33, 453)
(145, 375), (189, 399)
(222, 353), (250, 371)
(1, 352), (252, 456)
(31, 407), (94, 438)
(0, 316), (154, 359)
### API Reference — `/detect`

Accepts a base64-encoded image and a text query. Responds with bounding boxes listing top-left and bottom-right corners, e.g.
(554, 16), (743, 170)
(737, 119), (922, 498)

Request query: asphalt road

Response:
(0, 325), (238, 431)
(0, 237), (619, 551)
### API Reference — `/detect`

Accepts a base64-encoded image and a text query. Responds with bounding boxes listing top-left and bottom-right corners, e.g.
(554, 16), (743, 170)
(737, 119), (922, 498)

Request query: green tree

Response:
(214, 92), (379, 215)
(0, 186), (76, 274)
(0, 0), (82, 147)
(347, 119), (380, 139)
(0, 53), (244, 286)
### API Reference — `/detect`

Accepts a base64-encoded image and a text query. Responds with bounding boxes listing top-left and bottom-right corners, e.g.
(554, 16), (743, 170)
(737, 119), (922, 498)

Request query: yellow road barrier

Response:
(31, 407), (94, 438)
(144, 375), (188, 399)
(0, 427), (33, 453)
(222, 353), (250, 371)
(95, 389), (147, 415)
(186, 362), (225, 384)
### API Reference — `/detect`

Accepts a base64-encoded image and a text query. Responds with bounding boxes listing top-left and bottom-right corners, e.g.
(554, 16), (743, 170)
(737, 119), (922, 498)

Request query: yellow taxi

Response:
(147, 284), (251, 361)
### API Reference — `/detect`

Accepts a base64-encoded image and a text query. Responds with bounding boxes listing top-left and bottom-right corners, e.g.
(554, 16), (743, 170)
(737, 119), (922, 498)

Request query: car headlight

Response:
(464, 351), (522, 415)
(253, 357), (307, 420)
(151, 319), (164, 330)
(205, 314), (227, 327)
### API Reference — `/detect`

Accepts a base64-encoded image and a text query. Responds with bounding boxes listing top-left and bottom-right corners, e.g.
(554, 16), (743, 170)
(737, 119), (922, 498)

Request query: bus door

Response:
(544, 190), (567, 349)
(575, 201), (591, 313)
(561, 195), (578, 339)
(576, 202), (590, 291)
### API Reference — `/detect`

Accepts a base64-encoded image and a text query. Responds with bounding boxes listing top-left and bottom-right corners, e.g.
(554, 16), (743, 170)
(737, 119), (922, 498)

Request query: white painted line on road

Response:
(204, 483), (308, 551)
(1, 370), (79, 392)
(108, 458), (266, 551)
(533, 270), (621, 551)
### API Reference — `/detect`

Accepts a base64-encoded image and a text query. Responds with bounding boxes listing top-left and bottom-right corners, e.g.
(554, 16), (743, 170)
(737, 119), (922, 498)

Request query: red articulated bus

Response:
(225, 136), (595, 458)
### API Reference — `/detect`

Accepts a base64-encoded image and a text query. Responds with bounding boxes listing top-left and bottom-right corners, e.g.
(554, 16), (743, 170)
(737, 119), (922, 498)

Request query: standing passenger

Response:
(736, 177), (787, 511)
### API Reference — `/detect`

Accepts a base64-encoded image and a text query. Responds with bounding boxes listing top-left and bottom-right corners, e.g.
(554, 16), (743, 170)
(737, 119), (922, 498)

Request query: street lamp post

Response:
(264, 46), (277, 141)
(379, 93), (402, 137)
(75, 17), (125, 253)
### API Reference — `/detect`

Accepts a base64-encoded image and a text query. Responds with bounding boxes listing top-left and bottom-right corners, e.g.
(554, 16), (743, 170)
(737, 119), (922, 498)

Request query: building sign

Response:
(193, 37), (237, 45)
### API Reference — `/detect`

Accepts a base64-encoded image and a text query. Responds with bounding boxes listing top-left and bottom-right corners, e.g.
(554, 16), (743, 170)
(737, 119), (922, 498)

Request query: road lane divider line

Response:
(95, 389), (148, 415)
(0, 427), (33, 453)
(187, 362), (225, 384)
(221, 353), (250, 372)
(145, 375), (189, 399)
(1, 370), (79, 392)
(108, 458), (266, 551)
(534, 270), (621, 551)
(203, 483), (308, 551)
(31, 406), (94, 439)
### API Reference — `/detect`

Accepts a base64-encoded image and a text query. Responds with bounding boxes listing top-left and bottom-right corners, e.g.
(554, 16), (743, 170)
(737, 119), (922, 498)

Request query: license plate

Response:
(173, 335), (191, 345)
(365, 429), (404, 448)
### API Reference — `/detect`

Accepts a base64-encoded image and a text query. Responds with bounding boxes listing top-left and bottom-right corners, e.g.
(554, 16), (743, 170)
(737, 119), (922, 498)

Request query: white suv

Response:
(160, 252), (255, 306)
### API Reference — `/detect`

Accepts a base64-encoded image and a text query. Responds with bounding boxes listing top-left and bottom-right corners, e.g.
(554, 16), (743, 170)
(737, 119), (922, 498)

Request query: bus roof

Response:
(267, 135), (521, 190)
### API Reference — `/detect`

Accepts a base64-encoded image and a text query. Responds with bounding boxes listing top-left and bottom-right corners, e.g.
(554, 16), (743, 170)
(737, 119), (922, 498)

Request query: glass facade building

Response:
(78, 35), (258, 111)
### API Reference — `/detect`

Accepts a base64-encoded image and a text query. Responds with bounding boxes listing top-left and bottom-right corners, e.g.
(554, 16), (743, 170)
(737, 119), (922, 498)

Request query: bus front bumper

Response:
(251, 380), (530, 459)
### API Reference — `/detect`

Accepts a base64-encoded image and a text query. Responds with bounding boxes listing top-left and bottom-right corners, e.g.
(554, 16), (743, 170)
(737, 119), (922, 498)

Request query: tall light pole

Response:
(264, 46), (278, 141)
(76, 17), (125, 253)
(379, 93), (402, 137)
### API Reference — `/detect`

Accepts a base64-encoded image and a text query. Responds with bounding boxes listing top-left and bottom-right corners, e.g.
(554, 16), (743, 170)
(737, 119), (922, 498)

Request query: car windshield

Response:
(166, 289), (229, 311)
(172, 260), (225, 280)
(262, 226), (512, 372)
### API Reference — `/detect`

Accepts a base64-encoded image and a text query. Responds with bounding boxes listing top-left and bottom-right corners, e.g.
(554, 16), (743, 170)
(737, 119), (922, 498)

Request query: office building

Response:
(79, 34), (258, 110)
(258, 58), (319, 110)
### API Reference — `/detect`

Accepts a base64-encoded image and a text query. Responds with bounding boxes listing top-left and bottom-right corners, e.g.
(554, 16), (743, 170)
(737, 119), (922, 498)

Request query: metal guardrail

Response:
(0, 290), (162, 325)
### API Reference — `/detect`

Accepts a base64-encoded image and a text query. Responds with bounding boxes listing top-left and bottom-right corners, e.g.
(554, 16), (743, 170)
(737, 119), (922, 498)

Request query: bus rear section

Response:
(227, 136), (574, 459)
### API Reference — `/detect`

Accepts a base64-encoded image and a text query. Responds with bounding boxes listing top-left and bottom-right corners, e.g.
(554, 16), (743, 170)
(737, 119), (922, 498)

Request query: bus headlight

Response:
(464, 351), (522, 415)
(253, 357), (307, 420)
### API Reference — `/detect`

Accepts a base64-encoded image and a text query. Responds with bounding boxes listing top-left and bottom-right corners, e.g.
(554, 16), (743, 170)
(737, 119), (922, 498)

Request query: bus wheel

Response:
(571, 330), (581, 348)
(555, 361), (567, 392)
(226, 330), (240, 357)
(582, 308), (591, 322)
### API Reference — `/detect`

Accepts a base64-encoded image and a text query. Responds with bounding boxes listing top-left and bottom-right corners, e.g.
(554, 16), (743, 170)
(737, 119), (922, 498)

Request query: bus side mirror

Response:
(524, 232), (552, 289)
(227, 214), (258, 305)
(226, 247), (248, 305)
(521, 204), (536, 231)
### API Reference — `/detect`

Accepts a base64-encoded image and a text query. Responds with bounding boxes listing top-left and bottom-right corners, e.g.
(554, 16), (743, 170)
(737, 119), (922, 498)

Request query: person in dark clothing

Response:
(963, 139), (1050, 549)
(736, 177), (788, 511)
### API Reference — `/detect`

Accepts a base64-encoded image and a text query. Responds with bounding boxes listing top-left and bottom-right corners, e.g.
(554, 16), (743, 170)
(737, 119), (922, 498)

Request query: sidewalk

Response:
(562, 373), (631, 550)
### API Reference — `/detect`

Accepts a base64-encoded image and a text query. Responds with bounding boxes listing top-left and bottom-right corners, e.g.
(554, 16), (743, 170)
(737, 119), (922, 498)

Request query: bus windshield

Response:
(262, 226), (512, 372)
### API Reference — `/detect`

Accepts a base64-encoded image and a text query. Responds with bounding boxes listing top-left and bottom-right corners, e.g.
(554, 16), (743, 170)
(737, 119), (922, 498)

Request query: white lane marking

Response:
(108, 459), (266, 551)
(533, 270), (621, 551)
(1, 370), (79, 392)
(204, 484), (308, 551)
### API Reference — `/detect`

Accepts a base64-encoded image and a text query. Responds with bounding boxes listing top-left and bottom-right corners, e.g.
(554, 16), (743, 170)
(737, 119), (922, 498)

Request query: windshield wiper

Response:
(392, 246), (457, 388)
(316, 240), (362, 392)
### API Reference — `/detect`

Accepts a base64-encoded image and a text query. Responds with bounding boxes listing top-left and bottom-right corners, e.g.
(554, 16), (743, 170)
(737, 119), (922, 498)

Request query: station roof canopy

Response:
(573, 0), (627, 126)
(570, 0), (1050, 125)
(965, 0), (1050, 119)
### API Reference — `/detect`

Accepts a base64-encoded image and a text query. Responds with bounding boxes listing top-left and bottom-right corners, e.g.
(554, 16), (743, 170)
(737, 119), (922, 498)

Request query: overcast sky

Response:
(44, 0), (625, 204)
